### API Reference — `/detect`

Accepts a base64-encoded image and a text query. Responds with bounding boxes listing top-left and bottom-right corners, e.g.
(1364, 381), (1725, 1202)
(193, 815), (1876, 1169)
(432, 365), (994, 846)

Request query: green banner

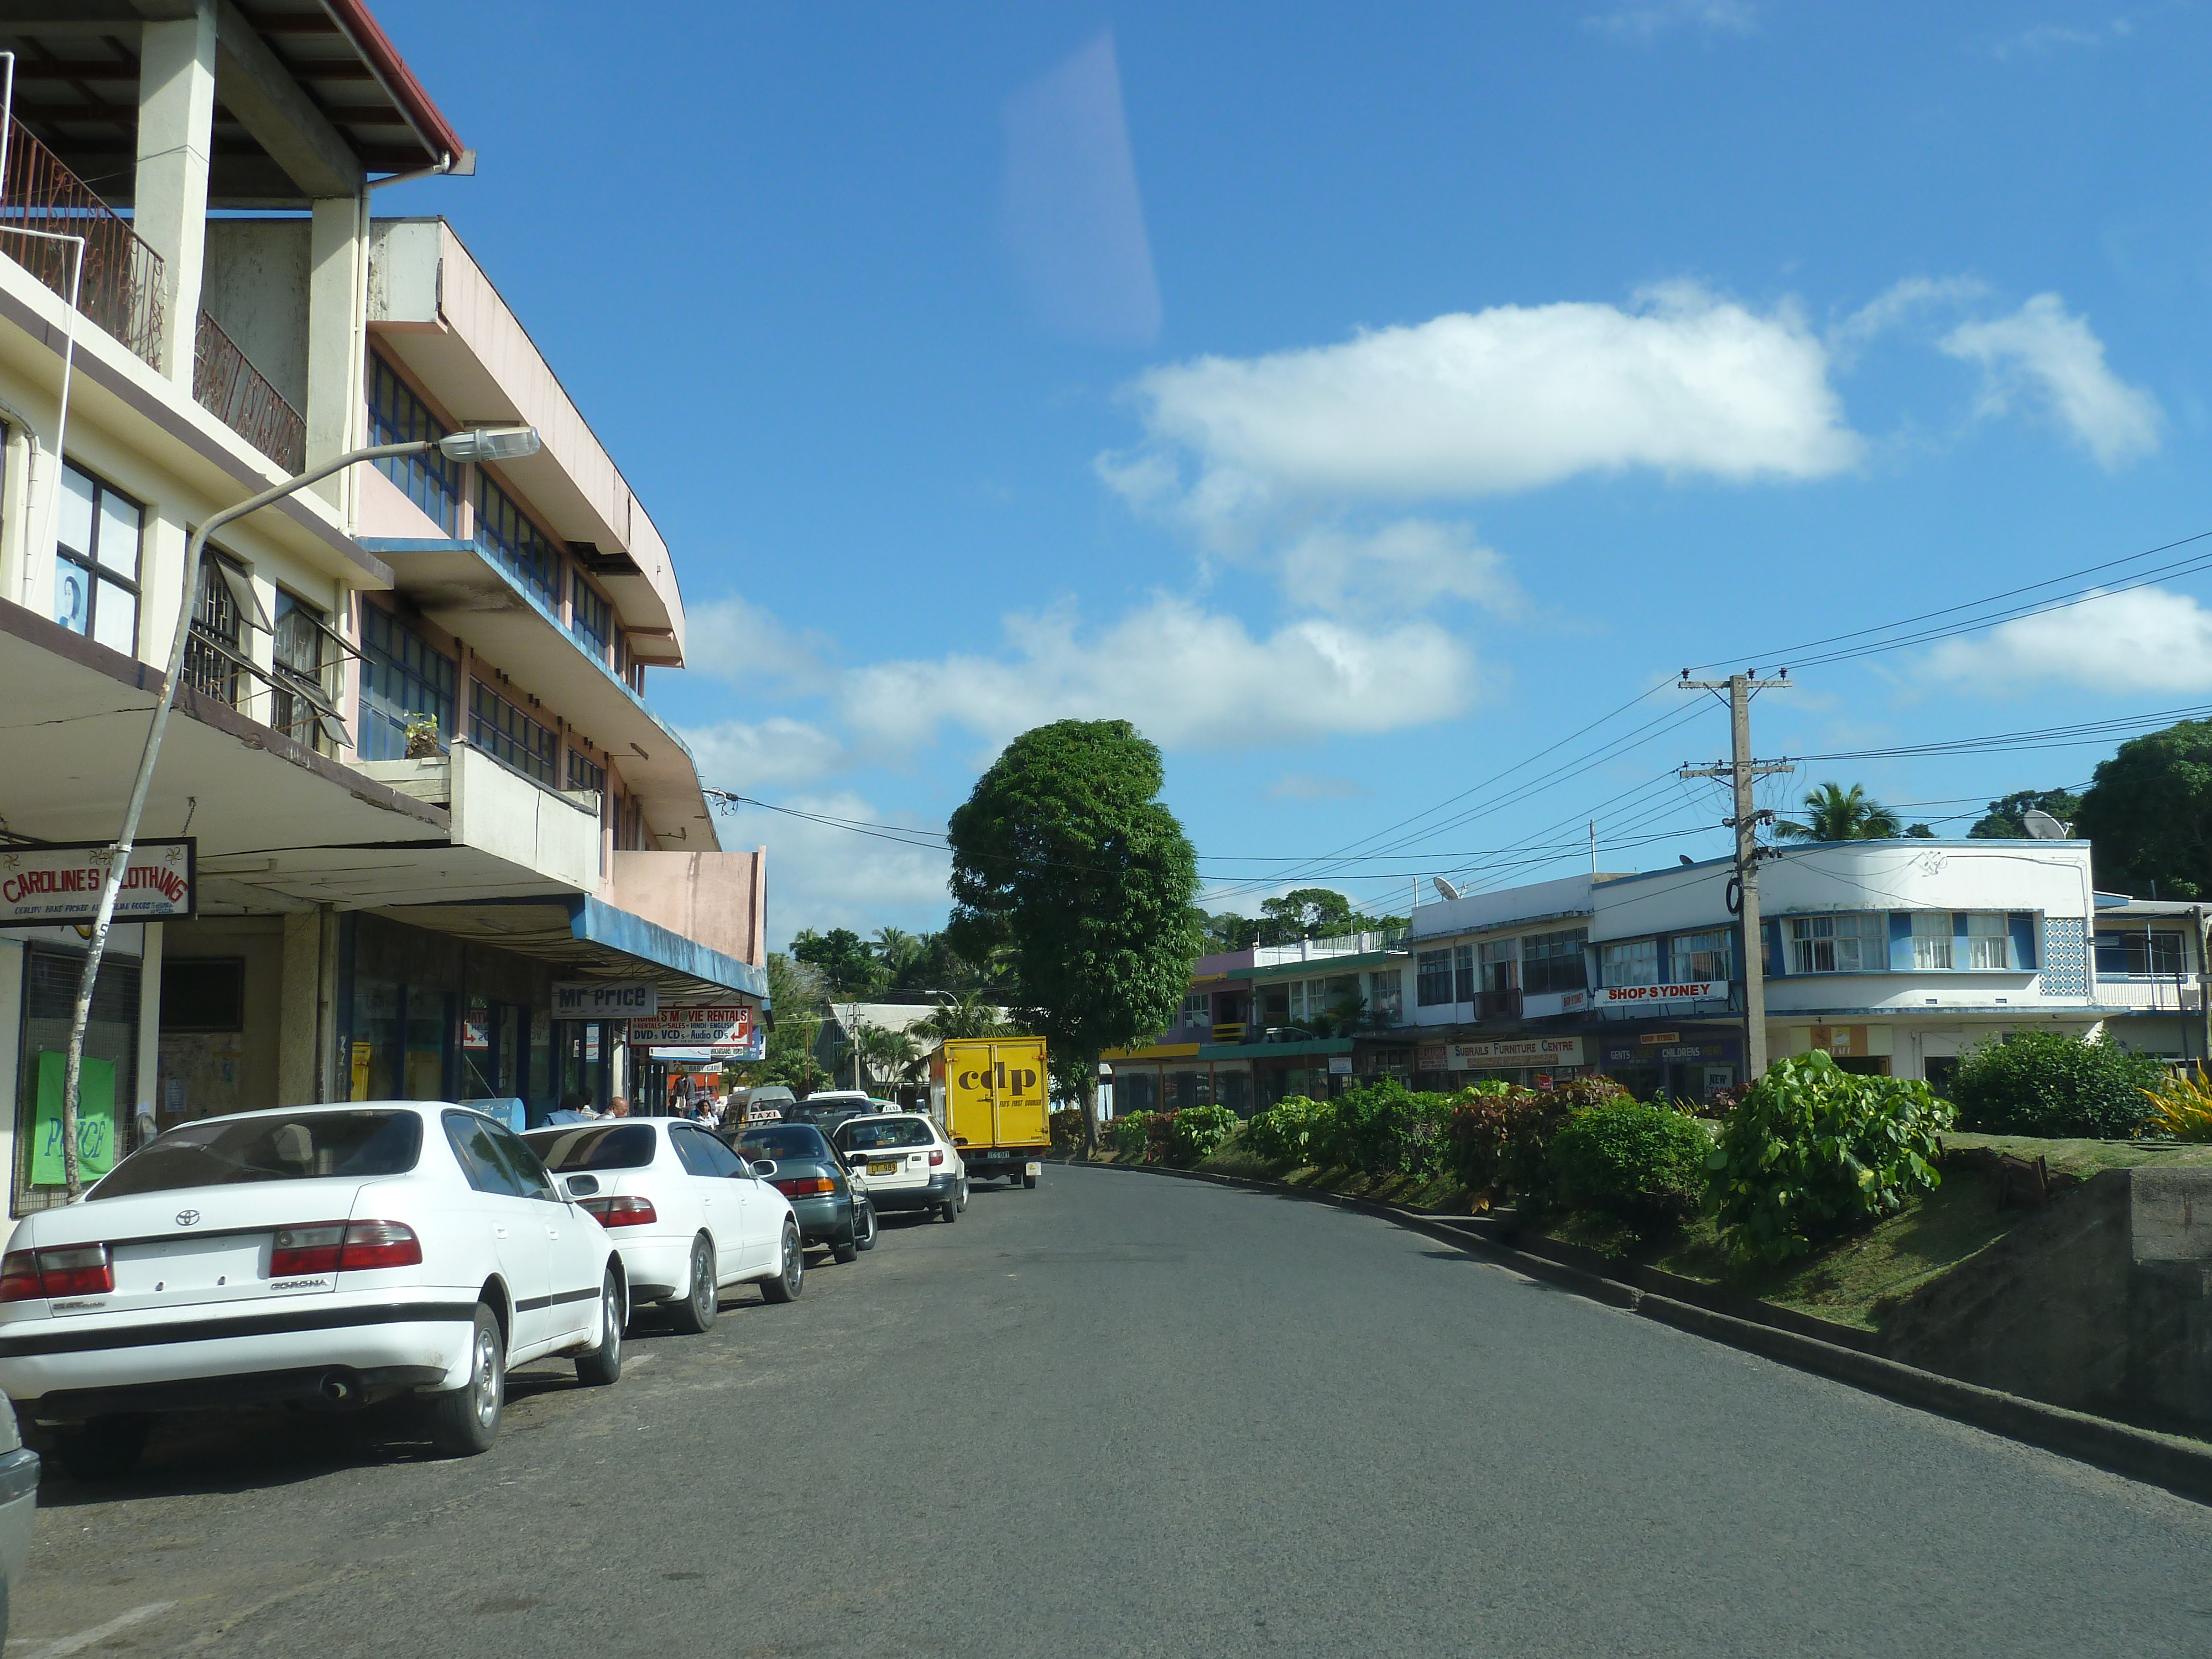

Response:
(29, 1051), (117, 1186)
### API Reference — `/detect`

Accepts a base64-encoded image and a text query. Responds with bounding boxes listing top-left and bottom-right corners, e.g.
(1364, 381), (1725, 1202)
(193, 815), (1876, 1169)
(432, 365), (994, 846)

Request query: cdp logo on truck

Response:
(957, 1063), (1039, 1097)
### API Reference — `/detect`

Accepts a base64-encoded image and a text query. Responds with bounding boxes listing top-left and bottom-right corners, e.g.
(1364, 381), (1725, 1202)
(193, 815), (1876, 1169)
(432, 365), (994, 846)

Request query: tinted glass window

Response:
(486, 1122), (559, 1201)
(739, 1126), (832, 1162)
(670, 1128), (719, 1177)
(526, 1124), (658, 1172)
(445, 1113), (525, 1197)
(697, 1135), (747, 1178)
(90, 1110), (422, 1198)
(836, 1118), (935, 1152)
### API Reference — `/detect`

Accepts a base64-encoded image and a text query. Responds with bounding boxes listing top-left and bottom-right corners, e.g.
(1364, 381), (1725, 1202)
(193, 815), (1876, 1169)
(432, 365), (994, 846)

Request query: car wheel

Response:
(426, 1303), (504, 1458)
(853, 1199), (878, 1251)
(955, 1177), (969, 1214)
(938, 1194), (958, 1223)
(1024, 1171), (1040, 1190)
(759, 1220), (805, 1303)
(666, 1237), (717, 1336)
(56, 1413), (152, 1482)
(831, 1219), (859, 1265)
(576, 1265), (629, 1385)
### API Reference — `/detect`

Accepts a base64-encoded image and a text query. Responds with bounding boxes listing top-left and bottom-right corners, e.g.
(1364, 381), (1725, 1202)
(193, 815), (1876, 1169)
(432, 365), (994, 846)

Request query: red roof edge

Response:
(317, 0), (467, 168)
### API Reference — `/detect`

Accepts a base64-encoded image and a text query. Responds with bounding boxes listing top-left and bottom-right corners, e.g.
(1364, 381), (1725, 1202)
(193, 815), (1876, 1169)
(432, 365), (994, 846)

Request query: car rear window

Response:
(525, 1124), (659, 1172)
(738, 1126), (831, 1162)
(838, 1118), (934, 1151)
(89, 1110), (424, 1198)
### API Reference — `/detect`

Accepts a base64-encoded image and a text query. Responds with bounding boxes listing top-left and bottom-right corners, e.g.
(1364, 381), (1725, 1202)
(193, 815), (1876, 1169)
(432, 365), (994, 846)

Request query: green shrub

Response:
(1048, 1107), (1086, 1151)
(1949, 1030), (2164, 1139)
(1712, 1050), (1954, 1265)
(1168, 1104), (1239, 1165)
(1145, 1110), (1176, 1164)
(1446, 1077), (1627, 1202)
(1310, 1080), (1455, 1176)
(1111, 1111), (1154, 1160)
(1243, 1096), (1329, 1165)
(1547, 1102), (1712, 1239)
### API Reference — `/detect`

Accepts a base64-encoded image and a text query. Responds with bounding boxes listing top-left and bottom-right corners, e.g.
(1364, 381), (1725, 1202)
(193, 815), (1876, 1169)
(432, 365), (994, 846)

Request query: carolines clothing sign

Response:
(0, 839), (195, 926)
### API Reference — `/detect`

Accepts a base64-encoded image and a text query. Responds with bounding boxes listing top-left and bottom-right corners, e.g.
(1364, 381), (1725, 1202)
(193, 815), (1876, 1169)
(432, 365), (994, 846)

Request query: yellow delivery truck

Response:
(936, 1037), (1049, 1189)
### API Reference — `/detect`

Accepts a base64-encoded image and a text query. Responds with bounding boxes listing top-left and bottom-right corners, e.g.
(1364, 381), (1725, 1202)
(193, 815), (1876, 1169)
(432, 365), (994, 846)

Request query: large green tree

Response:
(789, 926), (884, 995)
(946, 719), (1203, 1149)
(729, 952), (831, 1094)
(2074, 721), (2212, 899)
(1968, 787), (2083, 840)
(1775, 782), (1903, 842)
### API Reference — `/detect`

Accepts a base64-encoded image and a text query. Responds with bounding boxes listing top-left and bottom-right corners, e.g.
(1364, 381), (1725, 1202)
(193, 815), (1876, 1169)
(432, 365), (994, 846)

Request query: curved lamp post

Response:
(58, 425), (542, 1199)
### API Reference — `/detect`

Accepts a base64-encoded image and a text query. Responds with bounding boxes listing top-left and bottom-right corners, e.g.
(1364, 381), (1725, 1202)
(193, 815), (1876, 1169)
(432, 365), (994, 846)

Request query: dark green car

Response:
(729, 1123), (877, 1262)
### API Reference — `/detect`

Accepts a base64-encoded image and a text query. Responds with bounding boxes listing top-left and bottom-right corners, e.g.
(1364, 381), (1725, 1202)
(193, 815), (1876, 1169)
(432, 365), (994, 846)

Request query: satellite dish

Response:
(1433, 877), (1462, 901)
(2022, 810), (2071, 840)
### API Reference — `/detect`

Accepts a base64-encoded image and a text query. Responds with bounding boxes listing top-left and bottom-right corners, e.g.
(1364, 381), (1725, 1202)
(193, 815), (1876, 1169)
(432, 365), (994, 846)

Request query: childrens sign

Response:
(0, 839), (195, 926)
(552, 980), (659, 1018)
(30, 1050), (117, 1185)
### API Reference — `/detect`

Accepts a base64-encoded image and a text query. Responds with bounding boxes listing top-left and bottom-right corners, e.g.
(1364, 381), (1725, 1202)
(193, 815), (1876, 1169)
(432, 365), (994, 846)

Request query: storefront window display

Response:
(15, 946), (140, 1215)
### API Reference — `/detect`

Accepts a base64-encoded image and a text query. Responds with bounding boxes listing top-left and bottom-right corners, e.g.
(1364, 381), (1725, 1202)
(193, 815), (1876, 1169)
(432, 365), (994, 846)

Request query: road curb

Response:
(1066, 1155), (2212, 1509)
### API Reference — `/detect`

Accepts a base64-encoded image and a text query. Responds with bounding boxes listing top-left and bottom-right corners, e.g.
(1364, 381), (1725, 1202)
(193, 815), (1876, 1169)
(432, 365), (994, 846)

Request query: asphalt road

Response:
(12, 1164), (2212, 1657)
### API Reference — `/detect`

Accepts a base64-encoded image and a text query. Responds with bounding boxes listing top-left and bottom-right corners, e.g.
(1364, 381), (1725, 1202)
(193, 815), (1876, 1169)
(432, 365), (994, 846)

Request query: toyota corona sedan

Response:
(729, 1122), (877, 1260)
(0, 1102), (628, 1478)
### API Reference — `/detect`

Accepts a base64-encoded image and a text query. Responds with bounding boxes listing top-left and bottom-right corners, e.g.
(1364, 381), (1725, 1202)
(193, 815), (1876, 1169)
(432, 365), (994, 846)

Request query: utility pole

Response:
(1679, 671), (1793, 1084)
(2193, 904), (2212, 1077)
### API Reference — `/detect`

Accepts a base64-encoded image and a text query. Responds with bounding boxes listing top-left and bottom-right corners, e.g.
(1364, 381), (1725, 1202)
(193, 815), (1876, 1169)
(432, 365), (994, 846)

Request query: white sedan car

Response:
(831, 1113), (968, 1223)
(522, 1118), (802, 1334)
(0, 1102), (626, 1478)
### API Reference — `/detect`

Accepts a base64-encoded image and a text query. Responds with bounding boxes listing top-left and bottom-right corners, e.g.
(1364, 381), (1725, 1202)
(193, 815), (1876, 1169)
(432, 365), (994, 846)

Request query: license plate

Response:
(868, 1160), (899, 1176)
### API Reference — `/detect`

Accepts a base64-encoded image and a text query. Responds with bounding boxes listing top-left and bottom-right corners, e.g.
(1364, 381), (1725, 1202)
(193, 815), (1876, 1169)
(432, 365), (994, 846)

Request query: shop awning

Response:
(373, 895), (769, 1008)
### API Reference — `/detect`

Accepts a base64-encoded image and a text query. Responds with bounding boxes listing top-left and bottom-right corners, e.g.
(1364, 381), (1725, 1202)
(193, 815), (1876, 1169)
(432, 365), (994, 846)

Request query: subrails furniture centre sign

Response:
(0, 839), (195, 926)
(1417, 1036), (1584, 1070)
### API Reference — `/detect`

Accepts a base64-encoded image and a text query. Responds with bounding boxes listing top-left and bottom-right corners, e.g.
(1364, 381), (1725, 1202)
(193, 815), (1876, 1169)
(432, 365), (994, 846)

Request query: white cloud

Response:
(1583, 1), (1756, 43)
(1991, 18), (2135, 60)
(841, 595), (1481, 754)
(744, 791), (952, 950)
(1104, 285), (1859, 539)
(684, 594), (837, 695)
(1275, 519), (1520, 616)
(682, 717), (846, 790)
(1923, 587), (2212, 694)
(1269, 773), (1363, 801)
(1940, 294), (2161, 469)
(1828, 275), (1989, 361)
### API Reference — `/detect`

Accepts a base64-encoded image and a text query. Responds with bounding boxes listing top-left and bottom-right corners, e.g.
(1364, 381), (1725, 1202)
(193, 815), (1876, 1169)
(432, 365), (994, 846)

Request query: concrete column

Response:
(134, 3), (220, 386)
(277, 911), (320, 1105)
(307, 193), (366, 508)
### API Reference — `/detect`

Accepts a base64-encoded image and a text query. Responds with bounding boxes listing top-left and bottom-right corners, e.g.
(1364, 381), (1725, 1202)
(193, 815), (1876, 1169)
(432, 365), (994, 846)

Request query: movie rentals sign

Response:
(628, 1006), (755, 1051)
(0, 839), (195, 926)
(1593, 980), (1722, 1009)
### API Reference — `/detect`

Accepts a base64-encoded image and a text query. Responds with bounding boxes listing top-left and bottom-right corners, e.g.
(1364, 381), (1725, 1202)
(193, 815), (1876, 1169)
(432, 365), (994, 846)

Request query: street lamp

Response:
(56, 427), (542, 1198)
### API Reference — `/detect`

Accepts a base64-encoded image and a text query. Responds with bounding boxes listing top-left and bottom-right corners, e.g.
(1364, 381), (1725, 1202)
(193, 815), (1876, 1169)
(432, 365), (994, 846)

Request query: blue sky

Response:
(374, 0), (2212, 943)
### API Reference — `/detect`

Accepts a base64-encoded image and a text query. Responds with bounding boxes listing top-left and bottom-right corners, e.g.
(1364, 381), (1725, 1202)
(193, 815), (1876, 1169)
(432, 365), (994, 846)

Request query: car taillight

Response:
(772, 1176), (838, 1196)
(34, 1244), (113, 1298)
(338, 1221), (422, 1271)
(0, 1251), (40, 1303)
(580, 1195), (657, 1228)
(928, 1150), (945, 1167)
(271, 1224), (346, 1276)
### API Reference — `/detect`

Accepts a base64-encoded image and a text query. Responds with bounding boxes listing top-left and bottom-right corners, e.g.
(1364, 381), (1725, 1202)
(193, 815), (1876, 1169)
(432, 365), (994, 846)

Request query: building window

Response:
(270, 592), (333, 750)
(1965, 911), (2009, 970)
(567, 749), (605, 796)
(359, 604), (456, 761)
(1368, 969), (1402, 1026)
(54, 462), (141, 655)
(1910, 911), (1953, 971)
(469, 681), (558, 786)
(1521, 928), (1588, 995)
(1416, 948), (1453, 1007)
(182, 552), (246, 706)
(571, 570), (611, 662)
(2096, 930), (2184, 976)
(1601, 937), (1660, 988)
(1180, 989), (1211, 1027)
(1478, 940), (1515, 992)
(476, 473), (560, 612)
(1789, 914), (1883, 974)
(368, 354), (458, 532)
(1670, 929), (1733, 983)
(1453, 944), (1475, 1003)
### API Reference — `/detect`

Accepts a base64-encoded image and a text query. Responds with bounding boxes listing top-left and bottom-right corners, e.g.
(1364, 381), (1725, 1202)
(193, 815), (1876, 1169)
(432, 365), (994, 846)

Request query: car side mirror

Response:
(749, 1159), (778, 1180)
(561, 1173), (600, 1198)
(845, 1154), (868, 1168)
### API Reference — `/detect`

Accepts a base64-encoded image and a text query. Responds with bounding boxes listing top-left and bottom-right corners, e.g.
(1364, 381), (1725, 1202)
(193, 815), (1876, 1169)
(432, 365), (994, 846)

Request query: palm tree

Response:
(871, 927), (924, 979)
(1775, 782), (1904, 842)
(856, 1025), (923, 1092)
(914, 989), (1011, 1044)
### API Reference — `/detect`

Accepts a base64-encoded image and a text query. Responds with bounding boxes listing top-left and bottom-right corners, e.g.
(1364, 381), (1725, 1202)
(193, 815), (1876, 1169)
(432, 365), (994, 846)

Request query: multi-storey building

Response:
(1114, 837), (2200, 1114)
(0, 2), (765, 1214)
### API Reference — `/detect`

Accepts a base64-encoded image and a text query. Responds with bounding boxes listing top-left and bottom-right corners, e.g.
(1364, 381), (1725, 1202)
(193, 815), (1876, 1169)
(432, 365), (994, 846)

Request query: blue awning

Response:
(569, 895), (769, 1004)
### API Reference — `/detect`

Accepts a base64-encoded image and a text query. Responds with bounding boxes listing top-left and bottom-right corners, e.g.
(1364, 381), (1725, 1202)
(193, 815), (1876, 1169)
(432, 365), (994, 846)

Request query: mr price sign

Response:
(552, 980), (659, 1018)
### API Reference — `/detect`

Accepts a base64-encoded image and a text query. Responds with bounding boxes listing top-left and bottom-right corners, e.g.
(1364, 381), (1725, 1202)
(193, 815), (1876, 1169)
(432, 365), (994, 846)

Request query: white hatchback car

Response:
(831, 1113), (968, 1223)
(0, 1102), (625, 1478)
(522, 1118), (803, 1334)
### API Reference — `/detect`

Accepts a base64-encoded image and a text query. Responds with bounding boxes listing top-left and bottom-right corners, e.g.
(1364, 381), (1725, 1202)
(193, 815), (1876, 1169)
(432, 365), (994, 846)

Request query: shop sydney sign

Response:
(1593, 980), (1722, 1009)
(0, 839), (195, 927)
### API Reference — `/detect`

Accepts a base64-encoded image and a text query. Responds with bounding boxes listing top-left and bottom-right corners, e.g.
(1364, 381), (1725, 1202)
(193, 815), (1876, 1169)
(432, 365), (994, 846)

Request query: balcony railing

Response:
(1251, 927), (1407, 967)
(0, 119), (165, 370)
(195, 311), (306, 472)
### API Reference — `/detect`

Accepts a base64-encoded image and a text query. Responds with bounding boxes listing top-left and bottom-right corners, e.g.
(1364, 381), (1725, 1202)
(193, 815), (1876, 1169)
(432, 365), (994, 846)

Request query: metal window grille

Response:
(358, 605), (456, 760)
(468, 681), (557, 786)
(367, 354), (458, 532)
(570, 571), (611, 661)
(567, 749), (605, 796)
(476, 473), (560, 611)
